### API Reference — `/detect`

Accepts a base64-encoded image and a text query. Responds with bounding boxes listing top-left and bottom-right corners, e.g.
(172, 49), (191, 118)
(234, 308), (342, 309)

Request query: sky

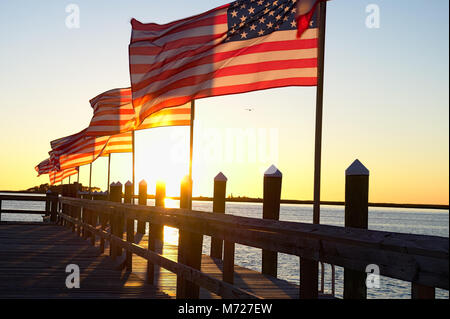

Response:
(0, 0), (448, 205)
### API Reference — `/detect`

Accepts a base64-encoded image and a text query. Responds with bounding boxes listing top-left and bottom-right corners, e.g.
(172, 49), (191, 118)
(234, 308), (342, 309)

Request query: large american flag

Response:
(49, 167), (79, 185)
(86, 88), (191, 137)
(129, 0), (318, 125)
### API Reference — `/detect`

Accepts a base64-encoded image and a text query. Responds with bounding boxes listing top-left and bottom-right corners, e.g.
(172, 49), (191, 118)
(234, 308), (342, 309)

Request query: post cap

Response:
(264, 165), (282, 178)
(139, 179), (147, 185)
(346, 159), (369, 176)
(214, 172), (228, 182)
(125, 180), (133, 186)
(115, 182), (122, 187)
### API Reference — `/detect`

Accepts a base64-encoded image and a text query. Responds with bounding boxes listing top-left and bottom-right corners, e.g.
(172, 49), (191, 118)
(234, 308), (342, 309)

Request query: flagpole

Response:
(69, 175), (71, 185)
(77, 166), (80, 183)
(313, 1), (327, 225)
(299, 0), (327, 300)
(107, 153), (111, 194)
(89, 163), (92, 194)
(188, 100), (195, 209)
(132, 130), (136, 202)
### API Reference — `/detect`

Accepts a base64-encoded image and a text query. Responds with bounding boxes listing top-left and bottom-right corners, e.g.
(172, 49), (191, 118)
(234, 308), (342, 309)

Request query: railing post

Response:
(97, 191), (108, 254)
(177, 176), (203, 299)
(124, 181), (134, 271)
(45, 190), (51, 221)
(50, 191), (58, 224)
(344, 159), (369, 299)
(262, 165), (282, 278)
(137, 179), (147, 234)
(223, 240), (235, 284)
(73, 183), (82, 236)
(210, 172), (227, 259)
(109, 182), (123, 259)
(411, 283), (435, 299)
(147, 181), (165, 284)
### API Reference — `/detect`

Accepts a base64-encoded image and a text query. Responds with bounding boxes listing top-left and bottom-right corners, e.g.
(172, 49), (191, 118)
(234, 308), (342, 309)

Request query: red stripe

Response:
(132, 14), (227, 42)
(130, 4), (229, 32)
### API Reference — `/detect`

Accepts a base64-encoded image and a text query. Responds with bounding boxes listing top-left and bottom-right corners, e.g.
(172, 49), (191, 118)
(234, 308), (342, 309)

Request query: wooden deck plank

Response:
(0, 223), (171, 299)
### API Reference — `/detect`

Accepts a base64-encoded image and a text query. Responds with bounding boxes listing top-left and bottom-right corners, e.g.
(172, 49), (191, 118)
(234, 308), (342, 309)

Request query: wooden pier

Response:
(0, 164), (448, 299)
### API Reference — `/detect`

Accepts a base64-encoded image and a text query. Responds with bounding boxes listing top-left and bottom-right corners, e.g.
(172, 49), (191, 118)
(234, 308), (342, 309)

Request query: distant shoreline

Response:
(2, 190), (448, 210)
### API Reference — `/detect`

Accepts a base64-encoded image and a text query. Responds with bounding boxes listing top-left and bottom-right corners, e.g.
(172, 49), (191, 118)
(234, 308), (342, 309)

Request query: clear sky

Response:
(0, 0), (448, 204)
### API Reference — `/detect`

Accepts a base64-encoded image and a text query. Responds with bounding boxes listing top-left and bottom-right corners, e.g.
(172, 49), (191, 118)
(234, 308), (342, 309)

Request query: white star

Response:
(290, 20), (297, 28)
(258, 29), (264, 36)
(240, 31), (248, 38)
(269, 11), (275, 16)
(250, 24), (257, 31)
(259, 17), (266, 23)
(273, 0), (278, 6)
(275, 15), (281, 21)
(231, 10), (238, 18)
(240, 15), (247, 22)
(266, 22), (273, 28)
(257, 0), (264, 5)
(248, 7), (255, 14)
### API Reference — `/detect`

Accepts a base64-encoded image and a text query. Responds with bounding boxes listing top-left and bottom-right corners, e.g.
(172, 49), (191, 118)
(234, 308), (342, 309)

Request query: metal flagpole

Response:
(77, 166), (80, 183)
(300, 0), (327, 300)
(313, 1), (327, 225)
(69, 175), (71, 185)
(107, 153), (111, 194)
(132, 130), (136, 202)
(188, 100), (195, 209)
(89, 163), (92, 194)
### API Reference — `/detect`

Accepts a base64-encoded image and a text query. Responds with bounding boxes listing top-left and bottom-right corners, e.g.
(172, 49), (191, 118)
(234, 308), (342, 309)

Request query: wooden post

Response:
(177, 176), (203, 299)
(124, 181), (133, 204)
(412, 283), (435, 299)
(50, 191), (58, 223)
(97, 191), (108, 253)
(154, 181), (165, 241)
(210, 172), (227, 259)
(147, 181), (165, 284)
(223, 241), (235, 284)
(262, 165), (282, 278)
(45, 190), (51, 219)
(109, 182), (122, 259)
(344, 159), (369, 299)
(124, 181), (134, 271)
(137, 179), (147, 234)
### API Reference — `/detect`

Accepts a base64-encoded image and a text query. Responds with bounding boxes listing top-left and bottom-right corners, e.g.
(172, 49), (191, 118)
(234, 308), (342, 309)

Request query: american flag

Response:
(49, 167), (79, 185)
(129, 0), (318, 126)
(35, 158), (53, 176)
(86, 87), (191, 137)
(50, 131), (132, 171)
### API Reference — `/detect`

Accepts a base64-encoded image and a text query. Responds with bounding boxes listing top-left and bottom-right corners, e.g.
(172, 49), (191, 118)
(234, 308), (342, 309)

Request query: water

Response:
(1, 193), (448, 299)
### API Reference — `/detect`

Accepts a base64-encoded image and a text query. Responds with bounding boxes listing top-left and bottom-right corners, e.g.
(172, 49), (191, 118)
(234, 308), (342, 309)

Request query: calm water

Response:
(1, 193), (448, 299)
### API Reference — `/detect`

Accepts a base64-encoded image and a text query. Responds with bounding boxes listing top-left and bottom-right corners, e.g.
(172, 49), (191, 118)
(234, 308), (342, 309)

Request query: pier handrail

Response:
(0, 194), (51, 221)
(59, 196), (449, 293)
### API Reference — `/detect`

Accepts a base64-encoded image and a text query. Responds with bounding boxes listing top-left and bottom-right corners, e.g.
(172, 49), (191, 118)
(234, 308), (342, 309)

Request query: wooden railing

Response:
(56, 180), (448, 299)
(0, 194), (57, 222)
